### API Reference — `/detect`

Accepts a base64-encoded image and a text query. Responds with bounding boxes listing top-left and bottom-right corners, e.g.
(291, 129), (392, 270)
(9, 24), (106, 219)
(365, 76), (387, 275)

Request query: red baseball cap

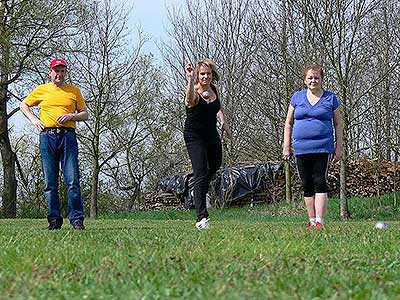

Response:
(50, 58), (67, 68)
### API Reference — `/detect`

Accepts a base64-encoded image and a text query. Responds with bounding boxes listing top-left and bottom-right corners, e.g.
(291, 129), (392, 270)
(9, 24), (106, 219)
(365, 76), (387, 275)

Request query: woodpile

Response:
(140, 192), (185, 211)
(326, 158), (400, 197)
(287, 159), (400, 199)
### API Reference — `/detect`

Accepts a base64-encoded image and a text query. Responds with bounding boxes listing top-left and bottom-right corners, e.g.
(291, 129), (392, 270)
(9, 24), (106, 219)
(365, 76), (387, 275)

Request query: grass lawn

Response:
(1, 196), (399, 300)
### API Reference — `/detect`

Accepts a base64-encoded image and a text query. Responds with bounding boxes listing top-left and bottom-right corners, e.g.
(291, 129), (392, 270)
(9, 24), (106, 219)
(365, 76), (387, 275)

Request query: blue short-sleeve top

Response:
(290, 89), (339, 155)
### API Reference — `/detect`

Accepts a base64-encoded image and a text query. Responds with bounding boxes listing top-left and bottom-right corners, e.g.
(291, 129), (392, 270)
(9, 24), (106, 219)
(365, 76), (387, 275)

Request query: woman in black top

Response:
(184, 59), (231, 230)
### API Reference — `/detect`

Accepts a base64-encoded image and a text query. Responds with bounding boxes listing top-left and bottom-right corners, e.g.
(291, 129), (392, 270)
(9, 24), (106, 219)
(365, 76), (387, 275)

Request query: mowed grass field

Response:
(1, 195), (399, 300)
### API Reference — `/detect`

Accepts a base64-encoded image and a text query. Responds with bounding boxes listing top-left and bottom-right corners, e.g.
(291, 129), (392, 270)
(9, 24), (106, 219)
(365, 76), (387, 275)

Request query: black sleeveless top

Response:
(184, 85), (221, 142)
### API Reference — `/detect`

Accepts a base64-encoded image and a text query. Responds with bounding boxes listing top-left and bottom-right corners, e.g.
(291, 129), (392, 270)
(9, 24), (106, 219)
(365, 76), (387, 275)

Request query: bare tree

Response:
(65, 0), (145, 218)
(67, 0), (165, 218)
(364, 1), (400, 160)
(100, 56), (165, 212)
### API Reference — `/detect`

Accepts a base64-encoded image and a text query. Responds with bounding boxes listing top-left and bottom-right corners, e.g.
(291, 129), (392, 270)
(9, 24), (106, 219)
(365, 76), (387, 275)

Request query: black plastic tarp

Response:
(158, 174), (188, 196)
(157, 162), (283, 208)
(212, 162), (283, 205)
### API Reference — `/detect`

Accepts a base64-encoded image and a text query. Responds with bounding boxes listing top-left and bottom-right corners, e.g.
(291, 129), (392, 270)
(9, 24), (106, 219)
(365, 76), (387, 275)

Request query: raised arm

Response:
(184, 63), (198, 107)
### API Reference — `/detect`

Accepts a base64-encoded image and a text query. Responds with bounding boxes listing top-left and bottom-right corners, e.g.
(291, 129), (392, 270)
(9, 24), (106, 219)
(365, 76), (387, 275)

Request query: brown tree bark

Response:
(90, 157), (100, 219)
(0, 1), (16, 217)
(0, 95), (17, 217)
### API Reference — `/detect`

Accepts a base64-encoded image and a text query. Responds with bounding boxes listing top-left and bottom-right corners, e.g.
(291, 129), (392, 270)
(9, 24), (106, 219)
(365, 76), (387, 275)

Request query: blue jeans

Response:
(40, 130), (84, 224)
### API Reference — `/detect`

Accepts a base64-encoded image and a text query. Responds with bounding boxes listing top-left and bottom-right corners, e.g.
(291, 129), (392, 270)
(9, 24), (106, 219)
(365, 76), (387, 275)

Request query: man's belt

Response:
(42, 127), (75, 134)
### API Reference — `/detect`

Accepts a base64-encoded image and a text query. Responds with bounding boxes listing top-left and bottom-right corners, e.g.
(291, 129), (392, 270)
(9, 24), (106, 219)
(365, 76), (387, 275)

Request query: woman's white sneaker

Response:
(195, 218), (210, 230)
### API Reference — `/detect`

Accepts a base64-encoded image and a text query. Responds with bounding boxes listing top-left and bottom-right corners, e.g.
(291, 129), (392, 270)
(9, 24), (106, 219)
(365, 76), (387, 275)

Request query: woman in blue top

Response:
(283, 65), (343, 229)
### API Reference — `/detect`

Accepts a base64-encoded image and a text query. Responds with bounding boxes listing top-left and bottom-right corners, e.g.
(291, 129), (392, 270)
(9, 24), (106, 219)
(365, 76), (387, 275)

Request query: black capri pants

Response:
(295, 153), (330, 197)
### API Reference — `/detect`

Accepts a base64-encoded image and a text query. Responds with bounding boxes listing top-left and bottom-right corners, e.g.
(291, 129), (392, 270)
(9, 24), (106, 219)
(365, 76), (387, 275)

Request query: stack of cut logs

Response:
(287, 158), (400, 199)
(141, 192), (185, 211)
(326, 158), (400, 197)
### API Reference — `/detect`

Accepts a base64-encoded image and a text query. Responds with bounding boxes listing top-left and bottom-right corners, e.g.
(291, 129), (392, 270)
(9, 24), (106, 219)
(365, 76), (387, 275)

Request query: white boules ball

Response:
(374, 221), (388, 229)
(202, 90), (210, 99)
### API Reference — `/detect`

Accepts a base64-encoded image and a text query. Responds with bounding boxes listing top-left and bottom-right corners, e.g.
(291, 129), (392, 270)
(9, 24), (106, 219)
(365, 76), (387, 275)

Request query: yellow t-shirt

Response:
(24, 82), (87, 128)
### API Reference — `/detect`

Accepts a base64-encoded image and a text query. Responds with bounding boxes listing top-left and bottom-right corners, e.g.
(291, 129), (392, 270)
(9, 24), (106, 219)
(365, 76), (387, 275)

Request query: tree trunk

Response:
(340, 122), (350, 220)
(339, 157), (350, 219)
(90, 159), (100, 219)
(0, 0), (17, 217)
(284, 161), (292, 202)
(0, 93), (17, 217)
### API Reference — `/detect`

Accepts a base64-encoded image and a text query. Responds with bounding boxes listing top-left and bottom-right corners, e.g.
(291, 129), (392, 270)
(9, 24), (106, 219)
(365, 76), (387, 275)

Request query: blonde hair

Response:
(195, 59), (220, 83)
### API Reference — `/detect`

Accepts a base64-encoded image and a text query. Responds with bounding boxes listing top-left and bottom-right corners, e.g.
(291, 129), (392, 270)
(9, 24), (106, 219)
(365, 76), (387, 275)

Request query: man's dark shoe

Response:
(72, 220), (85, 230)
(48, 218), (63, 230)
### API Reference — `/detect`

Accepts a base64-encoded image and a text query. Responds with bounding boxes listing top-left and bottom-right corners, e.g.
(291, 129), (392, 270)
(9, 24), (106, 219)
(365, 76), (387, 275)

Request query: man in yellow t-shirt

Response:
(20, 58), (89, 230)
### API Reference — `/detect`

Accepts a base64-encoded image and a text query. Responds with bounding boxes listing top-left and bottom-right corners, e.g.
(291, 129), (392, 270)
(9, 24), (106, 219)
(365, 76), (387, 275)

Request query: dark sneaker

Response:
(72, 220), (85, 230)
(48, 218), (63, 230)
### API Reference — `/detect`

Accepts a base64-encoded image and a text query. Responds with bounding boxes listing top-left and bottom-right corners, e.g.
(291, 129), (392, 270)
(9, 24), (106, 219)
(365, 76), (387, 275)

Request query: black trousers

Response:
(184, 134), (222, 221)
(295, 153), (330, 197)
